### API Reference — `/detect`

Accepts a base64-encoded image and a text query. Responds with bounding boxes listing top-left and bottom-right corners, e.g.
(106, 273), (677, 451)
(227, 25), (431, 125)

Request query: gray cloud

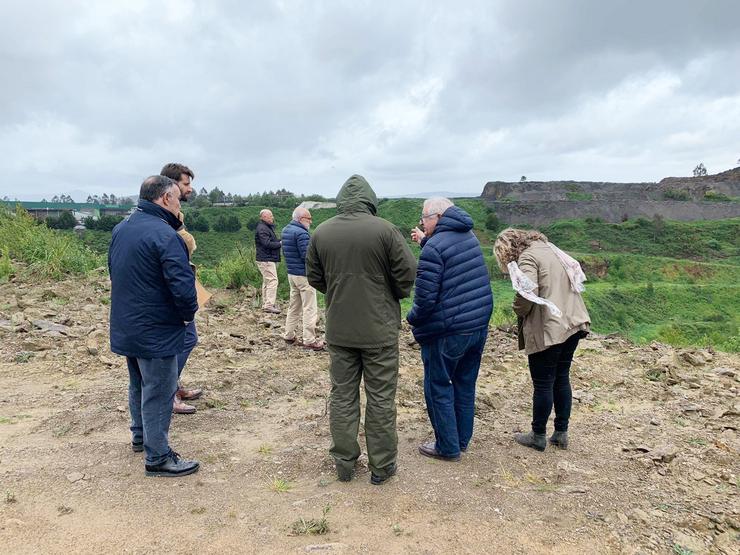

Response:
(1, 0), (739, 200)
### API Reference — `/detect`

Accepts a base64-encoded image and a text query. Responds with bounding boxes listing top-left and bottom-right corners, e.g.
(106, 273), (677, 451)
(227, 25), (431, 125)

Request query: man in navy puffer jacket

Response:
(281, 206), (322, 349)
(109, 175), (200, 478)
(407, 198), (493, 461)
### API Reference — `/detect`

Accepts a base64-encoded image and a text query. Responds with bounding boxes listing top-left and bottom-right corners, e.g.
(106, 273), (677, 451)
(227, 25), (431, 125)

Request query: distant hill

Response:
(482, 167), (740, 225)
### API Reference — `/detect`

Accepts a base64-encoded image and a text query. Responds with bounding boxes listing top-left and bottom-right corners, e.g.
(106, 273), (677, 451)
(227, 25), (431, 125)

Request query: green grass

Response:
(0, 207), (104, 279)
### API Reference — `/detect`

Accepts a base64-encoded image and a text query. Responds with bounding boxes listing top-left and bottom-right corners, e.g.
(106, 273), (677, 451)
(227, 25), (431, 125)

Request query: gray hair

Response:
(259, 209), (272, 218)
(423, 197), (454, 217)
(139, 175), (176, 202)
(292, 206), (310, 220)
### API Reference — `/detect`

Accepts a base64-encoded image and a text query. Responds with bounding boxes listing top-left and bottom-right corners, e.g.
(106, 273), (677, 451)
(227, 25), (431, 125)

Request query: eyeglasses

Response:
(420, 212), (439, 220)
(301, 216), (312, 222)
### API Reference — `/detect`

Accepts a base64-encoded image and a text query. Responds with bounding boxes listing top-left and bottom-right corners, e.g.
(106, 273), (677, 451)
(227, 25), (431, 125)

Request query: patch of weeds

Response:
(0, 416), (11, 424)
(99, 296), (110, 305)
(257, 444), (273, 455)
(290, 505), (330, 536)
(317, 477), (330, 488)
(592, 401), (620, 413)
(227, 511), (237, 519)
(5, 490), (16, 503)
(535, 483), (559, 493)
(205, 398), (227, 410)
(497, 462), (519, 486)
(57, 505), (73, 515)
(392, 523), (403, 536)
(190, 507), (206, 515)
(672, 544), (693, 555)
(644, 368), (665, 382)
(270, 477), (292, 493)
(51, 296), (69, 306)
(673, 417), (689, 428)
(53, 423), (73, 437)
(238, 399), (250, 409)
(686, 438), (707, 447)
(61, 379), (79, 391)
(14, 351), (34, 363)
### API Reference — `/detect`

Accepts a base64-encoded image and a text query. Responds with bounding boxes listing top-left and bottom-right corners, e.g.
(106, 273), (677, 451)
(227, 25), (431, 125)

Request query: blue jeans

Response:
(420, 329), (488, 457)
(177, 321), (198, 378)
(127, 356), (178, 465)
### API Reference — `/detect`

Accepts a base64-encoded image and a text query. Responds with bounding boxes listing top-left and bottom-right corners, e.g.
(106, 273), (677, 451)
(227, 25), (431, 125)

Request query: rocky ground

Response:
(0, 272), (738, 554)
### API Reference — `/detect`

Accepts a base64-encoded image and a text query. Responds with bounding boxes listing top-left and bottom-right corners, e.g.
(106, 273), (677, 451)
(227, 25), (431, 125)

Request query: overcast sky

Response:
(1, 0), (739, 200)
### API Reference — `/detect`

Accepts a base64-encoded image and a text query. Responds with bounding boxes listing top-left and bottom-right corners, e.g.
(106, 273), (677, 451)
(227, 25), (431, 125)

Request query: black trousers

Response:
(527, 332), (582, 434)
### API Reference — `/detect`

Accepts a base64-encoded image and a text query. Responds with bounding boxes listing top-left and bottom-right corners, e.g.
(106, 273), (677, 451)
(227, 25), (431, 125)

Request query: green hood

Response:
(336, 175), (378, 215)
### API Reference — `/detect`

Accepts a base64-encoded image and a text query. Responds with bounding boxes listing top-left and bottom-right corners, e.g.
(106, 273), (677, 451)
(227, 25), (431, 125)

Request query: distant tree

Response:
(109, 194), (117, 205)
(246, 216), (260, 231)
(199, 187), (208, 196)
(737, 157), (740, 166)
(485, 212), (502, 232)
(652, 214), (665, 241)
(47, 211), (76, 229)
(520, 176), (527, 182)
(191, 195), (211, 208)
(213, 214), (241, 232)
(101, 194), (110, 204)
(93, 215), (124, 231)
(692, 163), (707, 177)
(187, 211), (210, 232)
(86, 195), (93, 203)
(51, 195), (59, 203)
(41, 198), (47, 203)
(208, 187), (225, 204)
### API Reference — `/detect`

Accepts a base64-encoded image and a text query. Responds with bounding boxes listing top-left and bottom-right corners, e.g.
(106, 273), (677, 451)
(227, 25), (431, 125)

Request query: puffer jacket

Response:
(281, 220), (310, 276)
(407, 206), (493, 343)
(306, 175), (417, 348)
(108, 200), (198, 358)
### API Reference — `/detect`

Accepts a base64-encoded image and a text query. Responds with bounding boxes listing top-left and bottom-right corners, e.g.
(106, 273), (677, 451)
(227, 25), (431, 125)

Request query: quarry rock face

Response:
(482, 167), (740, 225)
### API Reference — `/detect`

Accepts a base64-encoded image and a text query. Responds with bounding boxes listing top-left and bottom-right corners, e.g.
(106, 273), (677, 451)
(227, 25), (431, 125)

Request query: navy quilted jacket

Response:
(108, 201), (198, 358)
(406, 206), (493, 343)
(281, 220), (310, 276)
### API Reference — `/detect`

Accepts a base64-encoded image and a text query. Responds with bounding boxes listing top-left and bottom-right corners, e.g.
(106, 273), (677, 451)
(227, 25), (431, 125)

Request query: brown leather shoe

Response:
(177, 387), (202, 400)
(302, 341), (326, 351)
(173, 395), (196, 414)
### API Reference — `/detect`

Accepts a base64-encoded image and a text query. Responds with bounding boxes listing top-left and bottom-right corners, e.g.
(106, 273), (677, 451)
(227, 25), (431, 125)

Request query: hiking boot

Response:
(549, 431), (569, 450)
(132, 441), (144, 453)
(145, 451), (200, 477)
(514, 431), (546, 452)
(262, 305), (281, 314)
(370, 463), (397, 485)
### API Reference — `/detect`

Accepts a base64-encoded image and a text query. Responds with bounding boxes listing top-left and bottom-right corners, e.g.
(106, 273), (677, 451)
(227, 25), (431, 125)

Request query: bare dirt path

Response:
(0, 276), (738, 554)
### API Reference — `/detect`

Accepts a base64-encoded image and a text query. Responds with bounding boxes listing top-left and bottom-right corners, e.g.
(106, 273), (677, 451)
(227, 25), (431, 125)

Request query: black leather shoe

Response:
(418, 441), (460, 461)
(132, 441), (144, 453)
(145, 451), (200, 477)
(514, 431), (546, 452)
(336, 466), (354, 482)
(370, 463), (397, 485)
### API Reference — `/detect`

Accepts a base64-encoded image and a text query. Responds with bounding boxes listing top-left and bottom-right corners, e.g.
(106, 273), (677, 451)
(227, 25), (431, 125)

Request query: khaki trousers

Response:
(256, 261), (278, 308)
(283, 275), (318, 344)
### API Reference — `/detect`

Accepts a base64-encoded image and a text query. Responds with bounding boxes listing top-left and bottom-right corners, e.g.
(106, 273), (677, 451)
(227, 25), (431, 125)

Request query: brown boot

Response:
(176, 386), (203, 400)
(173, 395), (196, 414)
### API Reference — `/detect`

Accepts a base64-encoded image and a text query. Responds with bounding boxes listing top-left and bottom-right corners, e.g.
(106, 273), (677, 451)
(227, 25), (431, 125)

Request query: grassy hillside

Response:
(3, 200), (738, 352)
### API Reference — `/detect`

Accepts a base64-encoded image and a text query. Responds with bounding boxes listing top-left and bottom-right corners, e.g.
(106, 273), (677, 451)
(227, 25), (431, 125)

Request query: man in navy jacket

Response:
(407, 198), (493, 461)
(255, 209), (282, 313)
(281, 206), (323, 350)
(109, 175), (200, 477)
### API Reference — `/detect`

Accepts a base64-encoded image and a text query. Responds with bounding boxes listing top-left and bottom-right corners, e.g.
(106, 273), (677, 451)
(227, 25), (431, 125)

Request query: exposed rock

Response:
(650, 444), (679, 463)
(32, 319), (70, 335)
(66, 472), (85, 483)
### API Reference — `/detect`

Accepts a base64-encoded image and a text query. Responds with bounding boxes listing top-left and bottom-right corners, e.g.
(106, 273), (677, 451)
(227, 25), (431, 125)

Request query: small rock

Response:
(304, 544), (347, 553)
(650, 418), (661, 426)
(32, 319), (70, 335)
(650, 444), (679, 463)
(714, 367), (736, 378)
(671, 531), (704, 554)
(66, 472), (85, 483)
(630, 508), (651, 524)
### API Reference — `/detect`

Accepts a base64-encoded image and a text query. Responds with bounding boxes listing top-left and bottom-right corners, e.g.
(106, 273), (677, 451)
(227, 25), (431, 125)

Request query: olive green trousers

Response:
(327, 343), (399, 478)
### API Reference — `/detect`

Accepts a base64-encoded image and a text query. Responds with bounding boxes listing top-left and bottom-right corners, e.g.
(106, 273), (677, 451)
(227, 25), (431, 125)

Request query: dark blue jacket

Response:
(407, 206), (493, 343)
(281, 220), (310, 276)
(108, 200), (198, 358)
(255, 220), (281, 262)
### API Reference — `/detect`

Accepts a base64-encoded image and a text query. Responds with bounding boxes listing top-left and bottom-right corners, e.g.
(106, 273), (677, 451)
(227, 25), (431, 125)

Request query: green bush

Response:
(663, 189), (690, 201)
(703, 190), (733, 202)
(0, 247), (13, 282)
(46, 211), (77, 229)
(213, 214), (242, 232)
(199, 245), (262, 290)
(0, 207), (104, 279)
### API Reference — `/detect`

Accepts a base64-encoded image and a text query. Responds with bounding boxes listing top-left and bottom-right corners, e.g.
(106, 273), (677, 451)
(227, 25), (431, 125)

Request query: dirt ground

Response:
(0, 273), (738, 554)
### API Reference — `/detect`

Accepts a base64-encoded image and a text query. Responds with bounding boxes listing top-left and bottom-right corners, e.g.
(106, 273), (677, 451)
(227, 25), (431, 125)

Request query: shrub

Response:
(201, 245), (262, 290)
(0, 207), (104, 279)
(0, 247), (13, 282)
(703, 190), (732, 202)
(663, 189), (690, 201)
(485, 212), (502, 231)
(46, 211), (77, 229)
(187, 211), (210, 232)
(213, 214), (242, 232)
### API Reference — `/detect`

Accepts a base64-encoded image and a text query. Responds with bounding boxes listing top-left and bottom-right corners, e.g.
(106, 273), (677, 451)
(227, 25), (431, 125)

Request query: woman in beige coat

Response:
(494, 228), (590, 451)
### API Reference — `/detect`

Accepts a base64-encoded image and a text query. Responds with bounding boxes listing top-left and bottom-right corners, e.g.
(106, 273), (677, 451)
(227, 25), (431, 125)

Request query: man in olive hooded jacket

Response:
(306, 175), (416, 485)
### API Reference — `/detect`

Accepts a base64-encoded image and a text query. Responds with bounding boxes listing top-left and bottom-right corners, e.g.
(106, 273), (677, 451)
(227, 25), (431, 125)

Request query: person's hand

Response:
(410, 227), (425, 244)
